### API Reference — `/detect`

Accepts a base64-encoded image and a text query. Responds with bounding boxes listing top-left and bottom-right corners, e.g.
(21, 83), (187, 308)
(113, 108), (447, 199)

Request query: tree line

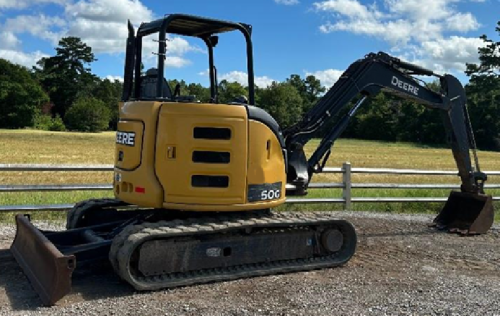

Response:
(0, 22), (498, 150)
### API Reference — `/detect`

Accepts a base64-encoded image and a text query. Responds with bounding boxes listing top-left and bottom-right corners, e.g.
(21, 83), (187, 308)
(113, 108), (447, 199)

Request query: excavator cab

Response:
(121, 14), (257, 104)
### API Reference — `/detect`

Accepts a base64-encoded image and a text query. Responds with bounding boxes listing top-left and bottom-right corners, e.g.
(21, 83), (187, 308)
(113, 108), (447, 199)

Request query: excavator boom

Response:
(285, 52), (493, 234)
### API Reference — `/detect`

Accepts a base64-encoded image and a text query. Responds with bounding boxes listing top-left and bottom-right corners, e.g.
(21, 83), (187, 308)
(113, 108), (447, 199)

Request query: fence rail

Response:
(0, 164), (113, 172)
(0, 163), (499, 212)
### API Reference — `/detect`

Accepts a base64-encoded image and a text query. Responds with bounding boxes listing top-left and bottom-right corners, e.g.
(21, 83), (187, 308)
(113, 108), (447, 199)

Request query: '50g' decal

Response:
(248, 182), (282, 202)
(261, 189), (281, 200)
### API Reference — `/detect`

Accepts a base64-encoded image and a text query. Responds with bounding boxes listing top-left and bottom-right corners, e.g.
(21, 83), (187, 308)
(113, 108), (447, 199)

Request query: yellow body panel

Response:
(115, 120), (144, 170)
(114, 101), (163, 208)
(247, 121), (286, 193)
(114, 101), (287, 212)
(155, 103), (248, 205)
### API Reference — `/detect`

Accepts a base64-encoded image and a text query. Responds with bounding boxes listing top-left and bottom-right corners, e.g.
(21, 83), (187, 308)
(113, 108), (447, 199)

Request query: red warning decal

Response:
(135, 186), (146, 194)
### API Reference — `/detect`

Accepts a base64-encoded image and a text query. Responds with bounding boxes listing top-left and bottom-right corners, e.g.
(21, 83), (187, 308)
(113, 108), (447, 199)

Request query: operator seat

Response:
(140, 68), (172, 99)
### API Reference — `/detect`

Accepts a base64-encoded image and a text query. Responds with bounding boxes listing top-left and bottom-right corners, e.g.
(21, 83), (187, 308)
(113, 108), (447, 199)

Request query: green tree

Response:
(413, 81), (447, 145)
(34, 113), (66, 131)
(168, 79), (187, 96)
(465, 21), (500, 150)
(0, 59), (49, 128)
(354, 93), (399, 141)
(286, 74), (325, 112)
(343, 81), (446, 145)
(287, 74), (306, 94)
(258, 82), (303, 128)
(186, 83), (211, 103)
(218, 80), (248, 104)
(466, 22), (500, 78)
(393, 100), (425, 143)
(35, 37), (97, 119)
(92, 78), (122, 129)
(303, 75), (326, 110)
(65, 97), (110, 132)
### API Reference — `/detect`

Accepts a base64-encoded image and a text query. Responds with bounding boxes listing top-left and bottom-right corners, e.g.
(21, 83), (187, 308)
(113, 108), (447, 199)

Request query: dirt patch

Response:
(0, 211), (499, 315)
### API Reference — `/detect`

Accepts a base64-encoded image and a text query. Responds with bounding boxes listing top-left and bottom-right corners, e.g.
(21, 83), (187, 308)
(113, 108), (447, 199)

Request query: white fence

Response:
(0, 163), (499, 212)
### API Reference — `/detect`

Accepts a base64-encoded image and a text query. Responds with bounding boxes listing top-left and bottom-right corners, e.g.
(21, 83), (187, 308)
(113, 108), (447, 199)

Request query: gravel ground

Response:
(0, 211), (499, 316)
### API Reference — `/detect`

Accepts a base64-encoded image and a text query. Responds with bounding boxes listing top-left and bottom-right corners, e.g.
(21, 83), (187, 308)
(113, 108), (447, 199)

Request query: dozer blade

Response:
(433, 191), (494, 235)
(10, 215), (76, 306)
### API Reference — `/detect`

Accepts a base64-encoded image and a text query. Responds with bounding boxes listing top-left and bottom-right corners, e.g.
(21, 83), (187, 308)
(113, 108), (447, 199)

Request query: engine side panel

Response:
(155, 103), (248, 206)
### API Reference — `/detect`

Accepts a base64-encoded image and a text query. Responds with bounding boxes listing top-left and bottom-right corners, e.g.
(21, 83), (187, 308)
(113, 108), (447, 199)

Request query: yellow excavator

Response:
(11, 14), (494, 305)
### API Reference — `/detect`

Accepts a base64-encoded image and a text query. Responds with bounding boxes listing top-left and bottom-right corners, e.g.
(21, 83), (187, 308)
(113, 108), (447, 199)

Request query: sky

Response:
(0, 0), (498, 88)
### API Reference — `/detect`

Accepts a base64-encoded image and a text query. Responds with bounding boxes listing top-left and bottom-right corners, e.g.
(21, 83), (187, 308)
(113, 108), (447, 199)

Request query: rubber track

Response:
(109, 211), (357, 291)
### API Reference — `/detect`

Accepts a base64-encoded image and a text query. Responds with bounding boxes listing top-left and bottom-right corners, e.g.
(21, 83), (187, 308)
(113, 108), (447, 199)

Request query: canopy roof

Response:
(137, 14), (252, 38)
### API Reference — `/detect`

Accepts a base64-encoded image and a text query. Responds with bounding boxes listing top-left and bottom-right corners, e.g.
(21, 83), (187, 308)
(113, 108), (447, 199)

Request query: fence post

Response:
(342, 162), (352, 211)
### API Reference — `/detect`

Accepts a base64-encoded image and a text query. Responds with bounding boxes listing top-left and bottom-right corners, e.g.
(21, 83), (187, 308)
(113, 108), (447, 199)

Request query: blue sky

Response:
(0, 0), (498, 87)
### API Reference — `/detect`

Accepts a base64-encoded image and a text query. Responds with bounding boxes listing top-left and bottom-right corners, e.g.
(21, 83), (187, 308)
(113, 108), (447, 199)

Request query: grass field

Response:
(0, 129), (498, 221)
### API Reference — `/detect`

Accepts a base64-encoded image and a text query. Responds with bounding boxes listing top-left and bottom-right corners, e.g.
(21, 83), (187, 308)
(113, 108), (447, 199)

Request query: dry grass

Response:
(0, 129), (498, 221)
(292, 139), (500, 216)
(0, 130), (114, 187)
(307, 138), (500, 185)
(0, 129), (115, 164)
(0, 130), (115, 220)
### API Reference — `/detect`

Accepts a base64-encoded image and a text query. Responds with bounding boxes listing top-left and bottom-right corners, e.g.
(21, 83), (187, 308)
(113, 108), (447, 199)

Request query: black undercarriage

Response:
(11, 199), (357, 305)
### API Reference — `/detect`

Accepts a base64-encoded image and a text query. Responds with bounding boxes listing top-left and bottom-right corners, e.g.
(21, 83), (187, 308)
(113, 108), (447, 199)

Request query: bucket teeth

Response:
(433, 191), (494, 235)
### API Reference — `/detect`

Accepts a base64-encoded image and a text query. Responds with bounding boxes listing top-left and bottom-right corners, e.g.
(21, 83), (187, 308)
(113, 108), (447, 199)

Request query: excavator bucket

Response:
(10, 215), (76, 306)
(433, 191), (494, 235)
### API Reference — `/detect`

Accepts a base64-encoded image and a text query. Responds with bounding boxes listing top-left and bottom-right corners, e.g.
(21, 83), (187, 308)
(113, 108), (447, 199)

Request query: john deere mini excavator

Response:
(11, 14), (494, 305)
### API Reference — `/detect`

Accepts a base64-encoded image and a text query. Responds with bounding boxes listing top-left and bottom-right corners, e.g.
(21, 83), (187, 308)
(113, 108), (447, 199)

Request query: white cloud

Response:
(4, 15), (67, 45)
(198, 69), (209, 76)
(65, 0), (152, 24)
(167, 37), (203, 55)
(255, 76), (276, 88)
(0, 0), (202, 69)
(220, 71), (276, 88)
(0, 14), (63, 67)
(313, 0), (485, 74)
(306, 69), (344, 88)
(274, 0), (300, 5)
(0, 49), (48, 68)
(0, 0), (67, 10)
(105, 75), (124, 82)
(220, 71), (249, 85)
(0, 13), (66, 67)
(0, 32), (20, 49)
(384, 0), (454, 21)
(63, 0), (202, 69)
(445, 12), (480, 32)
(319, 19), (415, 45)
(165, 56), (191, 68)
(415, 36), (487, 72)
(64, 0), (153, 54)
(314, 0), (383, 21)
(314, 0), (475, 44)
